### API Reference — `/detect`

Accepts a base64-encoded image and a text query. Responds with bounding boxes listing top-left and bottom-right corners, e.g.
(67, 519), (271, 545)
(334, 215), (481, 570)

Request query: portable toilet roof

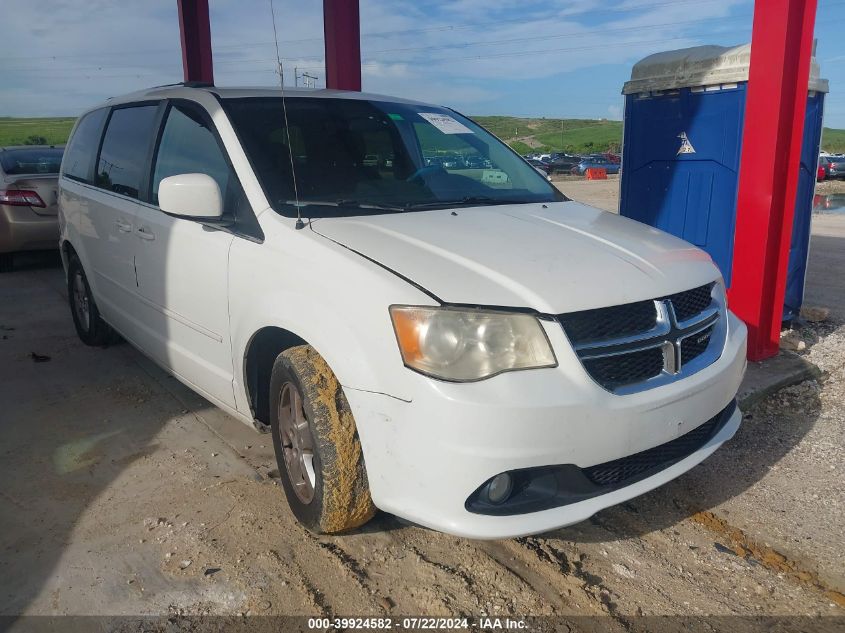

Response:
(622, 43), (829, 95)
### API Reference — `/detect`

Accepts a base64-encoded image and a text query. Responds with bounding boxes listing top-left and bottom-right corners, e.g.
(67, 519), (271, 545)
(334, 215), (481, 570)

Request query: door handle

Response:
(136, 226), (156, 241)
(115, 220), (132, 233)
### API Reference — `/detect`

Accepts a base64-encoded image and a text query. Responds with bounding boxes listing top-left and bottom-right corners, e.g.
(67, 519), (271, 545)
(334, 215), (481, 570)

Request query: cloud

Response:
(0, 0), (753, 117)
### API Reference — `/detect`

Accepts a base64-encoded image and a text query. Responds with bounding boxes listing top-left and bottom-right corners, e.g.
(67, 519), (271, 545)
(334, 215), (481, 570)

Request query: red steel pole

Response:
(177, 0), (214, 85)
(728, 0), (818, 360)
(323, 0), (362, 91)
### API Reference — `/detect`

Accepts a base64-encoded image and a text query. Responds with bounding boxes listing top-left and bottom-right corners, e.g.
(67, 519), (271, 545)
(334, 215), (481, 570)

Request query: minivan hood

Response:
(310, 201), (719, 314)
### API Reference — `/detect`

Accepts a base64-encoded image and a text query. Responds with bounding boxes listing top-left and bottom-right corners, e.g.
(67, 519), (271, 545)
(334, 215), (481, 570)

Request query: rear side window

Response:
(62, 108), (107, 183)
(96, 105), (159, 199)
(0, 148), (64, 175)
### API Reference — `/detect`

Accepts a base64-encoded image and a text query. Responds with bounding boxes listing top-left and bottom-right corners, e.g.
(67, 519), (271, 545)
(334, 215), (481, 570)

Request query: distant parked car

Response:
(425, 154), (465, 169)
(0, 145), (64, 272)
(817, 157), (829, 181)
(571, 156), (621, 175)
(547, 156), (581, 175)
(526, 158), (550, 174)
(826, 155), (845, 179)
(532, 166), (552, 181)
(464, 154), (492, 169)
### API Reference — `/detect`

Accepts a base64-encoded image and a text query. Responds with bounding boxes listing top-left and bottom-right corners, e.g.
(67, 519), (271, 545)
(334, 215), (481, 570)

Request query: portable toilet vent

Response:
(619, 44), (828, 320)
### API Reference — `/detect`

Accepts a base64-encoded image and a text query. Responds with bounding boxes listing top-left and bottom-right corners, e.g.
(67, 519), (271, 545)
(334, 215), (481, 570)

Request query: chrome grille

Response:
(559, 283), (725, 393)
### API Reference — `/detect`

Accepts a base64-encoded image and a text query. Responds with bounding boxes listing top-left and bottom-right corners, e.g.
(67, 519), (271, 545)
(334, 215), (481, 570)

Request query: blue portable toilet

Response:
(619, 44), (828, 320)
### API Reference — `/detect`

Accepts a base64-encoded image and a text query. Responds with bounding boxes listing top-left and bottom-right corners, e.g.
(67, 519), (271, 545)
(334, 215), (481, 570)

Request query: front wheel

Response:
(269, 345), (376, 533)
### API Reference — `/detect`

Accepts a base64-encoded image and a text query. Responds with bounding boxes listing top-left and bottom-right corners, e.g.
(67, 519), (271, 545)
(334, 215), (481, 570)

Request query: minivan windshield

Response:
(223, 97), (565, 217)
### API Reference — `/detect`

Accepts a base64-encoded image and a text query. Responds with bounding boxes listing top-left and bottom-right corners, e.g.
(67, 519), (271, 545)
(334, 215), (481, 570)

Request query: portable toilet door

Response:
(619, 44), (828, 319)
(784, 89), (826, 320)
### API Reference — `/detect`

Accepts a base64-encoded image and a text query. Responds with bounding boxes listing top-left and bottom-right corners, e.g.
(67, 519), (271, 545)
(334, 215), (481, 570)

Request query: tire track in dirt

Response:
(473, 540), (569, 614)
(508, 536), (630, 627)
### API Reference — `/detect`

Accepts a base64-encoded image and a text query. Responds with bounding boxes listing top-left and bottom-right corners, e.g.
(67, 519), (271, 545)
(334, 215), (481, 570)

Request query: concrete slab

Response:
(738, 351), (822, 412)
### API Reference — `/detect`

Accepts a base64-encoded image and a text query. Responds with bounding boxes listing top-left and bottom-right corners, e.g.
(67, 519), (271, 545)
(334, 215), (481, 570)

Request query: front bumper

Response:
(346, 311), (747, 539)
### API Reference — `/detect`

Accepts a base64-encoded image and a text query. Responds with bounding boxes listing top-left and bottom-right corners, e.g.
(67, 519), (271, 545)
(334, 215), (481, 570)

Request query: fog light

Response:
(487, 473), (513, 504)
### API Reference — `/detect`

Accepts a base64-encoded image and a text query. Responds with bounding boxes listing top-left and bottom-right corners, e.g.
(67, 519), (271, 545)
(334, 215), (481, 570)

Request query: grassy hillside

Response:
(822, 127), (845, 154)
(472, 116), (623, 154)
(2, 115), (844, 155)
(0, 117), (76, 146)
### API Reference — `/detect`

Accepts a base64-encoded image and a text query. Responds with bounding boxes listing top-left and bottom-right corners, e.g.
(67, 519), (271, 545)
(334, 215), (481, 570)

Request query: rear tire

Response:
(269, 344), (376, 534)
(0, 253), (13, 273)
(67, 255), (113, 346)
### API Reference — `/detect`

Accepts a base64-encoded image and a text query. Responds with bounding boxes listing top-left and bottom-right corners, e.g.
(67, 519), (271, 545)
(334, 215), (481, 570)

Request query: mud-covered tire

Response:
(67, 254), (113, 346)
(269, 345), (376, 533)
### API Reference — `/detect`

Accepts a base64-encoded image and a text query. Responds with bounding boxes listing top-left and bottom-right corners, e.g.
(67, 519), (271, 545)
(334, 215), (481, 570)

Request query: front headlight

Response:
(389, 306), (557, 381)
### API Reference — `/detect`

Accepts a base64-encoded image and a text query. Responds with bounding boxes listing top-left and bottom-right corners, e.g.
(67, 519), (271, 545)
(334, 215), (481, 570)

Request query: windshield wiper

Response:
(280, 199), (406, 213)
(404, 196), (537, 210)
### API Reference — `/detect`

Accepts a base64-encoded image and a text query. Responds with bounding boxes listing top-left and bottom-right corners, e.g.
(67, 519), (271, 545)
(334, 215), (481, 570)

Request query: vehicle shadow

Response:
(3, 249), (62, 272)
(0, 267), (179, 616)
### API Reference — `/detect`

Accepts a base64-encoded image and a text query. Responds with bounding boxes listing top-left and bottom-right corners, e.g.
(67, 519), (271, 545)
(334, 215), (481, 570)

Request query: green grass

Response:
(2, 115), (843, 155)
(472, 116), (623, 154)
(0, 117), (76, 146)
(821, 127), (845, 154)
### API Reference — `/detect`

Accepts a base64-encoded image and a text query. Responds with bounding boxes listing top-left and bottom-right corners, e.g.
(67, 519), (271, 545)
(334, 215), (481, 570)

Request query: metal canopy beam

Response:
(323, 0), (362, 91)
(177, 0), (214, 85)
(729, 0), (818, 360)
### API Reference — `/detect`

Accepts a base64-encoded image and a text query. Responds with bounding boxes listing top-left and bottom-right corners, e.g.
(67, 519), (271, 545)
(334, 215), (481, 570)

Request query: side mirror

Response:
(158, 173), (223, 219)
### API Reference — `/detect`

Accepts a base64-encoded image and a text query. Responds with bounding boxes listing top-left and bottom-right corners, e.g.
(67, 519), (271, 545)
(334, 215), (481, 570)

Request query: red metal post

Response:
(728, 0), (817, 361)
(323, 0), (361, 91)
(177, 0), (214, 84)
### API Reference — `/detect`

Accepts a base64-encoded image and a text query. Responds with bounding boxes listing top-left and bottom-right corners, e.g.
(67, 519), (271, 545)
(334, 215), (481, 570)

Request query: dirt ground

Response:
(1, 184), (844, 630)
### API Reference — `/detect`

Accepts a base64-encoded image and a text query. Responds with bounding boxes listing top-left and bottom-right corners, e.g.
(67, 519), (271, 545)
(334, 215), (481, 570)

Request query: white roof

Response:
(622, 44), (828, 94)
(102, 85), (435, 107)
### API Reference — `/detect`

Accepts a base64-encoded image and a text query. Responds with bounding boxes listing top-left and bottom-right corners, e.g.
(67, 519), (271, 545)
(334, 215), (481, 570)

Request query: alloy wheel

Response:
(278, 381), (316, 504)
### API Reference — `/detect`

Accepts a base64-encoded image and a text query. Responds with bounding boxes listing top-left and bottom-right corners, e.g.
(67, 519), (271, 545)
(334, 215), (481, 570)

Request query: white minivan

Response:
(59, 85), (747, 539)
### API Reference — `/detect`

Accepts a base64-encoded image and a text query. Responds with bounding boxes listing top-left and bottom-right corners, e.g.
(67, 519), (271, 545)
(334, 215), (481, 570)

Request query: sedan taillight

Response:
(0, 189), (46, 207)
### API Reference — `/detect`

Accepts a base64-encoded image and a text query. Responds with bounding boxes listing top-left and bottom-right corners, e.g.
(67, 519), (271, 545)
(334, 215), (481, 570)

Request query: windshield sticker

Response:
(418, 112), (473, 134)
(388, 113), (404, 121)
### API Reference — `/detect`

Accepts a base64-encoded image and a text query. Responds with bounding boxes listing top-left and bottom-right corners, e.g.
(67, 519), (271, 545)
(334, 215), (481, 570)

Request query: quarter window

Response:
(96, 105), (159, 199)
(62, 108), (108, 183)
